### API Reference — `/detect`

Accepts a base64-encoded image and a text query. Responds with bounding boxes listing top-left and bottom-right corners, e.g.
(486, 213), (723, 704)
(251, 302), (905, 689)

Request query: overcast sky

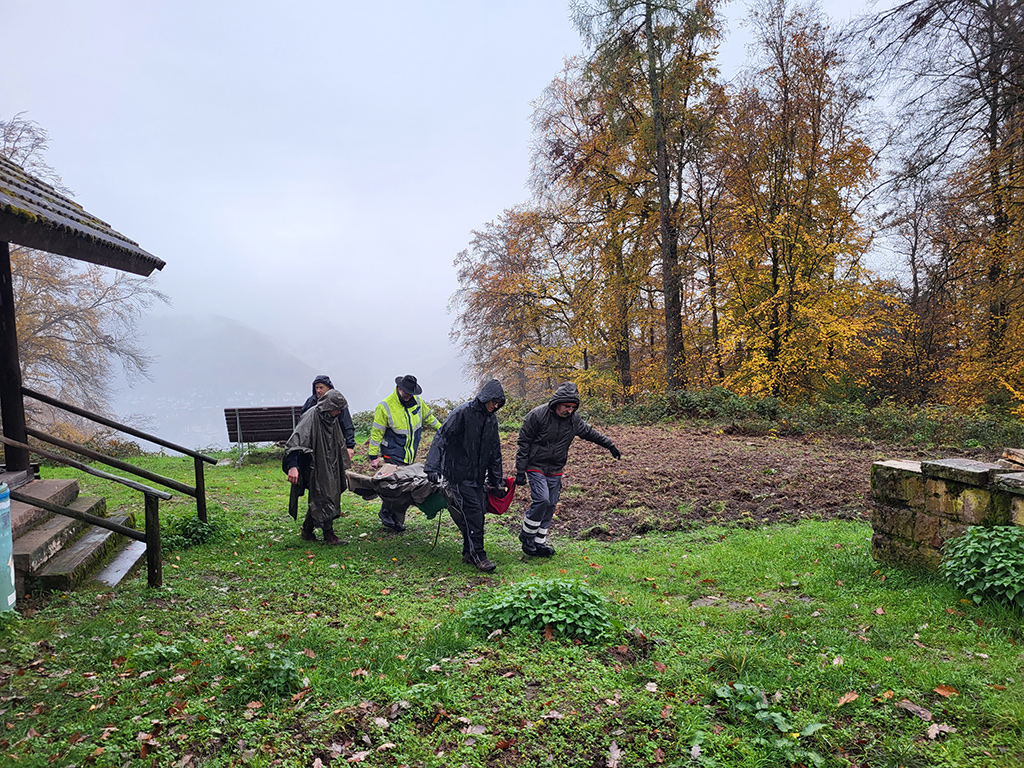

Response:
(3, 0), (870, 410)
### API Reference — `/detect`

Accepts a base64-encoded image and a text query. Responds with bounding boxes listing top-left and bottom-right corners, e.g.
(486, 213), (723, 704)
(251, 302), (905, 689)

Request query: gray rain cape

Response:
(283, 389), (352, 526)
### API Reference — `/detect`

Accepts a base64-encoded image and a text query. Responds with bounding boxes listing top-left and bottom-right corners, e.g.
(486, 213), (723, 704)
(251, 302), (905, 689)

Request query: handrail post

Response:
(145, 493), (162, 588)
(194, 456), (207, 523)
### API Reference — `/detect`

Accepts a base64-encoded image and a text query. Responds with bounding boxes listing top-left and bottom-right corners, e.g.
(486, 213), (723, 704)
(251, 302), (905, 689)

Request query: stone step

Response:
(11, 478), (81, 538)
(13, 495), (107, 573)
(33, 514), (136, 592)
(92, 540), (148, 588)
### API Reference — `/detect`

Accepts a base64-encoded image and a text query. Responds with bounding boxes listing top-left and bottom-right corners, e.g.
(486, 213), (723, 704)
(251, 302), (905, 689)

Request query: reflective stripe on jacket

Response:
(368, 390), (441, 464)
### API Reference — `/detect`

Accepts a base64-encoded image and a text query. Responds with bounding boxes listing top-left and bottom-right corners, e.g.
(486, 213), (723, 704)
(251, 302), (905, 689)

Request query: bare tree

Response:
(1, 113), (168, 419)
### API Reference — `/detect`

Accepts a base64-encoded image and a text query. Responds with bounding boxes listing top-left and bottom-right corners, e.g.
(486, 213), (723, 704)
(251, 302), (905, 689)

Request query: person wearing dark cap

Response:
(301, 374), (356, 461)
(283, 388), (352, 545)
(424, 379), (506, 572)
(515, 382), (621, 557)
(367, 374), (442, 531)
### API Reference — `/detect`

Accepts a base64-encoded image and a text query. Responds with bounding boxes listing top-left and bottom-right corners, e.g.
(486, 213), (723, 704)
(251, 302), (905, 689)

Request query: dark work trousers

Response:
(522, 471), (562, 548)
(446, 482), (488, 561)
(379, 459), (409, 527)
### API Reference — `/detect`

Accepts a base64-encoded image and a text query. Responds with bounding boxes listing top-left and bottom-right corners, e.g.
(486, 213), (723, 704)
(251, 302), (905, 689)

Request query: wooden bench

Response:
(224, 406), (303, 464)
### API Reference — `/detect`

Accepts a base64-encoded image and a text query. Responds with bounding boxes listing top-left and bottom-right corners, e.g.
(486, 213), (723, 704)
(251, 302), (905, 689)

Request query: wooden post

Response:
(0, 242), (28, 471)
(145, 493), (162, 588)
(194, 456), (208, 523)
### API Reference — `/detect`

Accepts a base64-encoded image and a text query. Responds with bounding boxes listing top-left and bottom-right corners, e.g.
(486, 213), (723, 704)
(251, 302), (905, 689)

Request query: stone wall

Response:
(870, 458), (1024, 570)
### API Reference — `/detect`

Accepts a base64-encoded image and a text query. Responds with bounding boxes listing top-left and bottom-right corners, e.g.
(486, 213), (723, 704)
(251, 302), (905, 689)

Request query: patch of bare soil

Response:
(490, 424), (985, 541)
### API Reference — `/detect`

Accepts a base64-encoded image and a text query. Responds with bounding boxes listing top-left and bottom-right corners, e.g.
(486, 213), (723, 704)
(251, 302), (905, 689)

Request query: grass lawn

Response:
(1, 450), (1022, 767)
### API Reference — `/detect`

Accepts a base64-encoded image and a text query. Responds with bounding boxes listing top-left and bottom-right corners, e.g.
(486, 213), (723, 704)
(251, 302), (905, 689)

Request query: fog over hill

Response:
(109, 314), (469, 452)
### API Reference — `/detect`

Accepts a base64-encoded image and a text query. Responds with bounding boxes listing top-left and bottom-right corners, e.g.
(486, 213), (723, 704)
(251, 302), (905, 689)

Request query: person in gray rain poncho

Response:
(283, 388), (352, 544)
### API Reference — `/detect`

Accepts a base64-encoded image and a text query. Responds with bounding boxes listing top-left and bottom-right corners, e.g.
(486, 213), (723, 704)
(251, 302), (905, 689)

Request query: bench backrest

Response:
(224, 406), (303, 444)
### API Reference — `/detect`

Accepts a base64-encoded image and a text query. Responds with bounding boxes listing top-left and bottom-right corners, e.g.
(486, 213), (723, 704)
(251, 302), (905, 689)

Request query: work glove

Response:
(426, 471), (440, 485)
(515, 473), (527, 487)
(494, 481), (511, 499)
(609, 445), (622, 460)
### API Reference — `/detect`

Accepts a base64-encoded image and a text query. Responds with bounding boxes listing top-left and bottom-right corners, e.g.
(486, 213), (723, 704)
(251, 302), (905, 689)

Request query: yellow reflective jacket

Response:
(368, 390), (441, 465)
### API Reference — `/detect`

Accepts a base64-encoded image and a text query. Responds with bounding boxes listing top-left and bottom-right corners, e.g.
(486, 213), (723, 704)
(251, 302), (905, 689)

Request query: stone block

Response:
(871, 461), (924, 508)
(914, 512), (941, 546)
(960, 487), (996, 525)
(921, 458), (1010, 487)
(925, 477), (963, 520)
(995, 472), (1024, 495)
(916, 545), (943, 571)
(1013, 497), (1024, 527)
(934, 518), (968, 550)
(873, 503), (915, 539)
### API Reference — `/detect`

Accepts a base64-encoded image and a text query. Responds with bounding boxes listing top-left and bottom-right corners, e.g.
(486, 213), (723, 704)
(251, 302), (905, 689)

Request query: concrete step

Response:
(92, 539), (148, 588)
(11, 478), (81, 538)
(33, 514), (136, 592)
(13, 495), (107, 572)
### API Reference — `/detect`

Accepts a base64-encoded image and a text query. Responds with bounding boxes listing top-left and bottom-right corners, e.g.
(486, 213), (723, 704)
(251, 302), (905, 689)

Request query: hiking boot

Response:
(519, 530), (541, 556)
(534, 541), (556, 557)
(379, 512), (406, 532)
(471, 556), (496, 573)
(324, 533), (346, 546)
(300, 523), (317, 542)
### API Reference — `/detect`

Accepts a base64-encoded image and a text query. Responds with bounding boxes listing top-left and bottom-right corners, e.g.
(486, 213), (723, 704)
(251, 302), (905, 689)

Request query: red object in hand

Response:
(486, 477), (516, 515)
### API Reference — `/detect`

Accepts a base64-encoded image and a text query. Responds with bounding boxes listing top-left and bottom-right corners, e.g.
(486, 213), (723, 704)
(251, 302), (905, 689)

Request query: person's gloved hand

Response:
(609, 445), (622, 460)
(426, 470), (440, 485)
(515, 473), (527, 487)
(494, 481), (511, 499)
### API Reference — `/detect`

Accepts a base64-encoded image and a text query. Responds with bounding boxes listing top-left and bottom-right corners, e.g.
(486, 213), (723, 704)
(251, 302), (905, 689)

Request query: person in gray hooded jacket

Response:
(514, 382), (620, 556)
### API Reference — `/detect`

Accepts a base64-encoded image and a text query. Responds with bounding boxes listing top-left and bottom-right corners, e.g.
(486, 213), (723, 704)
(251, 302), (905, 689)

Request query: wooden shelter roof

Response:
(0, 154), (164, 276)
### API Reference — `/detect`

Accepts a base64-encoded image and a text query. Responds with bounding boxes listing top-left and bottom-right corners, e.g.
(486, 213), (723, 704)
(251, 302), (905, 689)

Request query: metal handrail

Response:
(22, 386), (214, 463)
(27, 428), (195, 497)
(1, 435), (163, 587)
(20, 386), (211, 521)
(0, 436), (171, 499)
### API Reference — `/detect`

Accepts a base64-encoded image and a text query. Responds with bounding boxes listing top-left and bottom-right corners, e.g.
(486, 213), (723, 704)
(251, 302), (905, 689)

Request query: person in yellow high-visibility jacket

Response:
(368, 374), (442, 531)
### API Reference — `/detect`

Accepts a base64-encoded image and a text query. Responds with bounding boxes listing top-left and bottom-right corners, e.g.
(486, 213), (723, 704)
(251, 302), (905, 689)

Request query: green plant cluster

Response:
(161, 514), (224, 552)
(461, 578), (617, 642)
(942, 526), (1024, 608)
(715, 682), (826, 767)
(580, 386), (1024, 449)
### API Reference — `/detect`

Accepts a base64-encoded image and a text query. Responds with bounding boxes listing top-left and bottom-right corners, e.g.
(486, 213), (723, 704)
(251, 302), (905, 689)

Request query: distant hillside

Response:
(109, 313), (469, 452)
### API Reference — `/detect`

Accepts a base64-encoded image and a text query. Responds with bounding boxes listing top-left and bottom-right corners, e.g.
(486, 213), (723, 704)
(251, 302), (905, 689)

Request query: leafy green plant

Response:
(245, 650), (301, 697)
(942, 526), (1024, 608)
(461, 578), (618, 643)
(132, 641), (184, 669)
(715, 683), (826, 767)
(162, 514), (223, 551)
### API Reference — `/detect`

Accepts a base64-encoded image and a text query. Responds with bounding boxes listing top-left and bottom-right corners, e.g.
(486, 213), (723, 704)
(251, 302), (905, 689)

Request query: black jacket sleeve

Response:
(574, 416), (615, 451)
(339, 408), (356, 449)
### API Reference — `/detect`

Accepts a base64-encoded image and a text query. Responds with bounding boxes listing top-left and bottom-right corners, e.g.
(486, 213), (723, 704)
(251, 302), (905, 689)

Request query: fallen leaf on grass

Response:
(874, 607), (885, 615)
(653, 746), (665, 763)
(543, 625), (555, 641)
(350, 668), (370, 678)
(934, 685), (959, 698)
(542, 710), (564, 719)
(645, 682), (658, 692)
(607, 740), (622, 768)
(926, 723), (957, 740)
(653, 661), (666, 673)
(660, 706), (673, 719)
(461, 724), (487, 734)
(347, 751), (370, 763)
(895, 699), (933, 721)
(376, 743), (396, 751)
(837, 691), (859, 707)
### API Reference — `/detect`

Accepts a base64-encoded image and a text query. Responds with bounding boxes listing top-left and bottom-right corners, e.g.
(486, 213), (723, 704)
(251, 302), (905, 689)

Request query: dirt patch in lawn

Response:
(487, 424), (992, 542)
